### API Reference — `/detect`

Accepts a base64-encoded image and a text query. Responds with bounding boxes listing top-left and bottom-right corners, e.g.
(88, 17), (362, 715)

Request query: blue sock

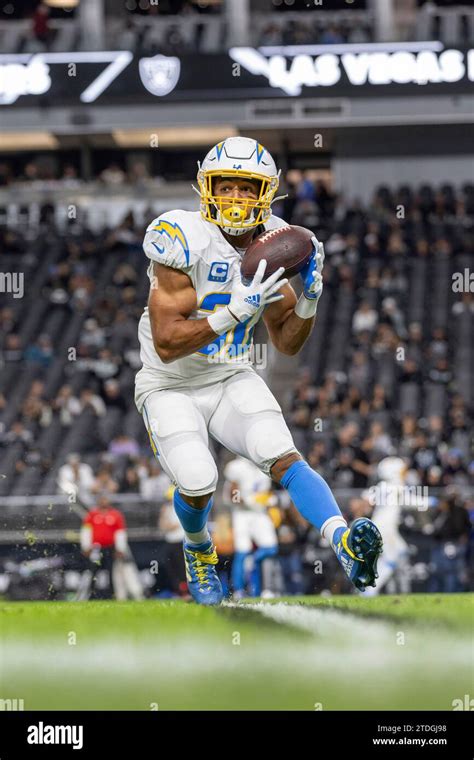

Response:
(280, 460), (344, 533)
(173, 490), (213, 547)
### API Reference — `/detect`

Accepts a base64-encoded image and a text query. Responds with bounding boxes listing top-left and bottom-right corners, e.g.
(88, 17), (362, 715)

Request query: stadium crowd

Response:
(2, 0), (374, 55)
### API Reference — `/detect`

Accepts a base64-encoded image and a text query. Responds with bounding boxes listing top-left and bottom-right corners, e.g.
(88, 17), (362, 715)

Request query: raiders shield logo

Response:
(139, 55), (181, 97)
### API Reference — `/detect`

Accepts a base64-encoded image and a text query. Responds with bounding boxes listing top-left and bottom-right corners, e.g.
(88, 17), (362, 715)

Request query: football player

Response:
(223, 455), (278, 599)
(135, 136), (382, 604)
(363, 457), (412, 596)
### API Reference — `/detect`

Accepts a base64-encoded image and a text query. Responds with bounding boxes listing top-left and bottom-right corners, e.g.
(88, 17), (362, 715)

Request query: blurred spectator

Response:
(24, 334), (53, 369)
(90, 467), (119, 497)
(1, 421), (33, 450)
(381, 297), (407, 339)
(100, 164), (126, 186)
(52, 385), (81, 426)
(57, 453), (94, 505)
(429, 491), (471, 593)
(140, 461), (171, 501)
(319, 25), (344, 44)
(80, 318), (105, 350)
(119, 463), (141, 494)
(21, 394), (52, 430)
(102, 379), (128, 412)
(442, 449), (470, 486)
(428, 357), (452, 385)
(32, 3), (52, 48)
(1, 334), (23, 363)
(259, 23), (282, 45)
(412, 432), (441, 484)
(90, 348), (120, 381)
(79, 389), (106, 417)
(108, 434), (140, 459)
(352, 301), (378, 334)
(333, 423), (371, 488)
(348, 350), (371, 394)
(140, 460), (171, 502)
(399, 356), (423, 384)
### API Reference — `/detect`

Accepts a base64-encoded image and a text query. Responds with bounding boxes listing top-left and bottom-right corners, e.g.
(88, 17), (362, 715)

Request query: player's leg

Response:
(272, 453), (382, 591)
(142, 389), (223, 604)
(231, 510), (252, 598)
(209, 371), (382, 592)
(209, 371), (346, 537)
(248, 512), (278, 597)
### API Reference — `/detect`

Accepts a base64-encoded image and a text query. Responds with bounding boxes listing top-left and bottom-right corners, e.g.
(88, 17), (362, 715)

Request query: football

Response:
(241, 225), (314, 283)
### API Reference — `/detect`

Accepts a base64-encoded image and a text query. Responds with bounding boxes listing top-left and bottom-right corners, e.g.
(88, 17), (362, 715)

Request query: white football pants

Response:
(141, 370), (297, 496)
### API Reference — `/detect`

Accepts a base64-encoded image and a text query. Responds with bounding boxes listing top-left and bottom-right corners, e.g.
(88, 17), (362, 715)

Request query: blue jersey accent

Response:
(151, 220), (190, 266)
(197, 292), (255, 357)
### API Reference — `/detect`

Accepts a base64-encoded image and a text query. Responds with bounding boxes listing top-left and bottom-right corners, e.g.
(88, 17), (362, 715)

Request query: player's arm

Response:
(263, 283), (314, 355)
(148, 262), (222, 363)
(263, 238), (324, 356)
(149, 259), (289, 363)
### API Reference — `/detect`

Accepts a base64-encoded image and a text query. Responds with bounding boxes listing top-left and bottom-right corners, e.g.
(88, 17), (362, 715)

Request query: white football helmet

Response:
(195, 136), (281, 236)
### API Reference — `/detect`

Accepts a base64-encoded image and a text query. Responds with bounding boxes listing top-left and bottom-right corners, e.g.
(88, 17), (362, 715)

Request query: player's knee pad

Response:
(168, 441), (218, 496)
(143, 392), (217, 496)
(224, 374), (297, 472)
(247, 415), (297, 470)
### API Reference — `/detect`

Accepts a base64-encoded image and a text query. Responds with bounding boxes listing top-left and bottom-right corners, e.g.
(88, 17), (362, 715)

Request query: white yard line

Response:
(1, 602), (470, 681)
(224, 600), (473, 664)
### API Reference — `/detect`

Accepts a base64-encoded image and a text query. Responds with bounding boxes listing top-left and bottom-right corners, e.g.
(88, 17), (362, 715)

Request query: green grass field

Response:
(1, 594), (472, 710)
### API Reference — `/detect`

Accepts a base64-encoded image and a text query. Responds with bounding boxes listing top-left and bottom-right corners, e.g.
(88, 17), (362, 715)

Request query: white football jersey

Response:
(370, 482), (408, 560)
(135, 209), (288, 410)
(224, 456), (272, 512)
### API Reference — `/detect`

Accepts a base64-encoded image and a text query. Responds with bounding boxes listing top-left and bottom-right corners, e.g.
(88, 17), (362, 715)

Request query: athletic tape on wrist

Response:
(207, 306), (239, 335)
(294, 293), (319, 319)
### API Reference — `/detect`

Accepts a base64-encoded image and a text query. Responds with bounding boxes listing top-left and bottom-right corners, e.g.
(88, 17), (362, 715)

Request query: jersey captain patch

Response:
(208, 261), (229, 282)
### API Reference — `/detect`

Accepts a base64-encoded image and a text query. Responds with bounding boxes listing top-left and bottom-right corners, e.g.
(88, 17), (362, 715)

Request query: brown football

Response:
(241, 225), (314, 283)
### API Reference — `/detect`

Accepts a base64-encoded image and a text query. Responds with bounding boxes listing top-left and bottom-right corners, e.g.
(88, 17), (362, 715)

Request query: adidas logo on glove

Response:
(244, 294), (261, 307)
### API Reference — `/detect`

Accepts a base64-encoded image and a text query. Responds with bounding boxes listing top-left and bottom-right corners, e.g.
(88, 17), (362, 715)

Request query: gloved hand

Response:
(228, 259), (288, 322)
(299, 236), (325, 300)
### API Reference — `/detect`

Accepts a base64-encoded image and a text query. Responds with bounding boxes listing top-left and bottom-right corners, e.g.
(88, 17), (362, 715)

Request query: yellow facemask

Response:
(197, 168), (280, 232)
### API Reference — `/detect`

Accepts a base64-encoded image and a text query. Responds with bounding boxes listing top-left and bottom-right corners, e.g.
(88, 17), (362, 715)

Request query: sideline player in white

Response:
(135, 137), (382, 604)
(223, 456), (278, 598)
(364, 457), (412, 596)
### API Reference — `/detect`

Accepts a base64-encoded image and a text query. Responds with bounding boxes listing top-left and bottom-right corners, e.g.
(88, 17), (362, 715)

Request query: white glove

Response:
(208, 260), (288, 335)
(229, 259), (288, 321)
